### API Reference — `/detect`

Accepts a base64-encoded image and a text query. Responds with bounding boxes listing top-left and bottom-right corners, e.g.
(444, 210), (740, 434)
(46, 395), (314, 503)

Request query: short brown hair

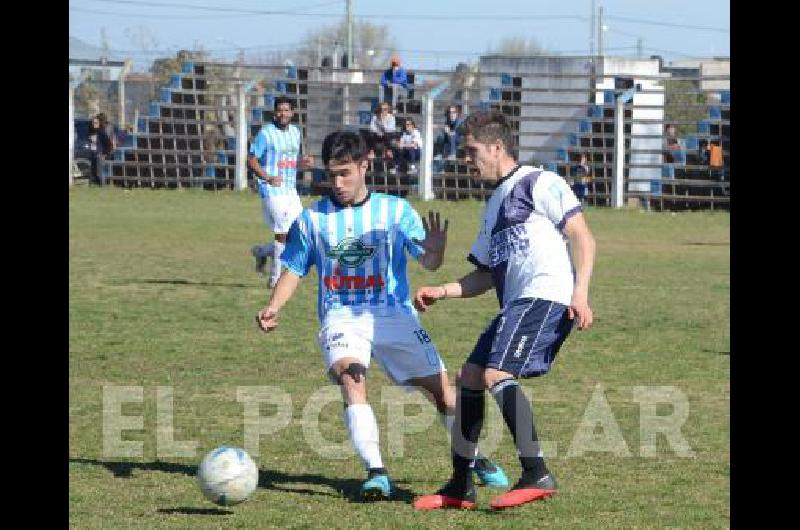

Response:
(461, 110), (514, 154)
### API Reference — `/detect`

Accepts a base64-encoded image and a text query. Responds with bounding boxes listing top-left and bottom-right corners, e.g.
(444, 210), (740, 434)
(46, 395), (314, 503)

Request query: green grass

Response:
(69, 187), (729, 529)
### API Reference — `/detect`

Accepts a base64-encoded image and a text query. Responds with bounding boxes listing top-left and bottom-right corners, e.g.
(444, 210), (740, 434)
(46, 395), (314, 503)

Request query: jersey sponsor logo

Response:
(323, 274), (385, 291)
(513, 335), (529, 358)
(277, 160), (297, 169)
(489, 224), (530, 266)
(326, 237), (377, 268)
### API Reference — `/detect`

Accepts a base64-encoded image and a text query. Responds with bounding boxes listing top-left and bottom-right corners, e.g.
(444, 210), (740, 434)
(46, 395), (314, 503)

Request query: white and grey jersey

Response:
(468, 165), (582, 308)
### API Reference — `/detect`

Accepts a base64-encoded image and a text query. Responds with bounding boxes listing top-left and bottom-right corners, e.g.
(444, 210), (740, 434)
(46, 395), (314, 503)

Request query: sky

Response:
(69, 0), (730, 72)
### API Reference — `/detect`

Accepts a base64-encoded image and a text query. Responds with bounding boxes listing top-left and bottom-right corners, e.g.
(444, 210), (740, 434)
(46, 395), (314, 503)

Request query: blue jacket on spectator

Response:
(381, 65), (409, 89)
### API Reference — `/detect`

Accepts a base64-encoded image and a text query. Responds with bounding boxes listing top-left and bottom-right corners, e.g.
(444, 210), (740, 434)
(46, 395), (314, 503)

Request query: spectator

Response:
(664, 123), (680, 163)
(94, 113), (116, 185)
(368, 102), (399, 173)
(434, 105), (464, 161)
(707, 141), (724, 180)
(398, 118), (422, 175)
(380, 56), (409, 105)
(572, 153), (590, 204)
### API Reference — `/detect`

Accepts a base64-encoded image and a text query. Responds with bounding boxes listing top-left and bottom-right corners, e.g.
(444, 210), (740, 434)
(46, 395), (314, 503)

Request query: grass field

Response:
(69, 187), (729, 529)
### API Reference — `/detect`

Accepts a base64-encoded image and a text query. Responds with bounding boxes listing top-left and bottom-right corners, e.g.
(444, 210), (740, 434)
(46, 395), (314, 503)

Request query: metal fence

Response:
(69, 55), (729, 211)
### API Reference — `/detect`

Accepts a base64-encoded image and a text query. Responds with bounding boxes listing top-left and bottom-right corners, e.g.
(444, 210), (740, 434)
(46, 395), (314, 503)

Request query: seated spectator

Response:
(380, 56), (409, 105)
(434, 105), (463, 161)
(398, 118), (422, 174)
(572, 153), (591, 204)
(368, 102), (399, 173)
(664, 123), (680, 163)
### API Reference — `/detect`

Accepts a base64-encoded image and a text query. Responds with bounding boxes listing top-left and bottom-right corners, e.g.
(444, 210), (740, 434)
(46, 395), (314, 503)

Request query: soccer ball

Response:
(197, 446), (259, 506)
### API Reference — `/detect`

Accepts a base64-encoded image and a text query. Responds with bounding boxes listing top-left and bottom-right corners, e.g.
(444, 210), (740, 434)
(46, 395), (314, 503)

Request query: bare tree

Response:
(487, 36), (549, 56)
(293, 20), (397, 70)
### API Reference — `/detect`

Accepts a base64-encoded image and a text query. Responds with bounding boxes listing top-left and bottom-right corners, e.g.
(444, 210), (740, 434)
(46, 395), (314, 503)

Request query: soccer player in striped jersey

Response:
(249, 96), (314, 288)
(255, 130), (508, 501)
(413, 110), (596, 511)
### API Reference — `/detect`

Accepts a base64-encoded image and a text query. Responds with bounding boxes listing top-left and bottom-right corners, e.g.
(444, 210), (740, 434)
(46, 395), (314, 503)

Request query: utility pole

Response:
(636, 38), (643, 58)
(598, 5), (604, 57)
(590, 0), (595, 58)
(346, 0), (353, 69)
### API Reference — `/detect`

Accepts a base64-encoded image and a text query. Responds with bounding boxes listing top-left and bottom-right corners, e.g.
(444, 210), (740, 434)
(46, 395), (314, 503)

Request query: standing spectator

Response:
(398, 118), (422, 174)
(708, 141), (724, 180)
(380, 56), (409, 105)
(94, 113), (116, 185)
(88, 115), (100, 184)
(572, 153), (590, 204)
(435, 105), (464, 161)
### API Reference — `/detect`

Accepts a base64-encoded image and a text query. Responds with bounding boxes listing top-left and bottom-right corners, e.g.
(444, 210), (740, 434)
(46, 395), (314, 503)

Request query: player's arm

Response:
(562, 212), (595, 330)
(256, 270), (302, 332)
(414, 268), (494, 312)
(248, 155), (282, 187)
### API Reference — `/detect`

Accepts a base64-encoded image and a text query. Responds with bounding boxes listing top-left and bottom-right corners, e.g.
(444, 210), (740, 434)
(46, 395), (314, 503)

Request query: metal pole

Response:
(118, 59), (131, 129)
(69, 83), (74, 186)
(598, 6), (604, 57)
(590, 0), (595, 57)
(419, 95), (434, 200)
(235, 82), (247, 190)
(612, 95), (624, 208)
(346, 0), (353, 69)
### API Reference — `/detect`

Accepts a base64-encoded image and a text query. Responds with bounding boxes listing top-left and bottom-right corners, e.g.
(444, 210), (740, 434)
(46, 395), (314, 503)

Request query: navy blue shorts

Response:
(466, 298), (574, 378)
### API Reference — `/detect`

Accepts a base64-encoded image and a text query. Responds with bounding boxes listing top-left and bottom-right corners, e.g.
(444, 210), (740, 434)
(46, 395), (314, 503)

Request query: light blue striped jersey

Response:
(281, 192), (426, 324)
(250, 122), (302, 197)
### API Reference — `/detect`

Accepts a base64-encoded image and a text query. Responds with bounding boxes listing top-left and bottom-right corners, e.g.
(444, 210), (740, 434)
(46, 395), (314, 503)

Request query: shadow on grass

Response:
(69, 458), (415, 504)
(157, 507), (233, 515)
(111, 278), (253, 288)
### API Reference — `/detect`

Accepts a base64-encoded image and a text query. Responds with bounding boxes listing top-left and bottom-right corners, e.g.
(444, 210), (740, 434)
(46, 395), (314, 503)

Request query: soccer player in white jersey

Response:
(413, 110), (596, 511)
(249, 96), (314, 288)
(255, 130), (508, 501)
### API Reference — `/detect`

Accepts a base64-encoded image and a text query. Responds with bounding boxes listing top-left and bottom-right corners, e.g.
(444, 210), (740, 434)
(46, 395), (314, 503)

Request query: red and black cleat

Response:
(413, 479), (477, 511)
(489, 473), (557, 510)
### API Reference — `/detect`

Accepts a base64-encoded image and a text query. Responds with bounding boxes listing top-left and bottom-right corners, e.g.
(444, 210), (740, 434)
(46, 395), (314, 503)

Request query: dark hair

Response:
(322, 130), (369, 166)
(461, 110), (514, 153)
(274, 96), (294, 110)
(404, 118), (416, 128)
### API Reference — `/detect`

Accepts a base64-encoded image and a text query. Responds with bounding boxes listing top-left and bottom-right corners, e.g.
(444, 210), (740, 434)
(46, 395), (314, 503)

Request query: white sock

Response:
(345, 404), (383, 470)
(440, 413), (480, 463)
(271, 241), (285, 280)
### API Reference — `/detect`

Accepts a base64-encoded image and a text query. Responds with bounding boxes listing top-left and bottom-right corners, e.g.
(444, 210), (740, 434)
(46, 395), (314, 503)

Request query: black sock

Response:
(451, 386), (485, 487)
(367, 467), (387, 478)
(490, 379), (548, 480)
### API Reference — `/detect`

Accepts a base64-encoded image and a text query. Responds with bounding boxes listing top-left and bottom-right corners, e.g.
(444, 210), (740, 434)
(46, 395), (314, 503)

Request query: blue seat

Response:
(685, 136), (699, 150)
(650, 179), (662, 194)
(501, 73), (512, 86)
(149, 102), (160, 117)
(276, 81), (287, 93)
(181, 62), (193, 74)
(479, 101), (490, 110)
(225, 138), (236, 151)
(709, 106), (721, 119)
(698, 120), (710, 134)
(160, 88), (171, 104)
(590, 104), (603, 118)
(604, 90), (614, 104)
(579, 120), (590, 133)
(556, 148), (568, 162)
(721, 90), (730, 105)
(672, 150), (686, 165)
(568, 133), (578, 146)
(662, 164), (674, 178)
(285, 65), (297, 79)
(170, 74), (181, 89)
(137, 117), (146, 133)
(489, 88), (501, 101)
(218, 152), (228, 165)
(251, 107), (262, 122)
(264, 93), (275, 107)
(544, 161), (557, 172)
(358, 110), (372, 125)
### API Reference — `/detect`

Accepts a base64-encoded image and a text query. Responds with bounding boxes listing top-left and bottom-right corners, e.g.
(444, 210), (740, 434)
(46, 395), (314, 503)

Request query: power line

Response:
(70, 6), (256, 19)
(605, 15), (728, 32)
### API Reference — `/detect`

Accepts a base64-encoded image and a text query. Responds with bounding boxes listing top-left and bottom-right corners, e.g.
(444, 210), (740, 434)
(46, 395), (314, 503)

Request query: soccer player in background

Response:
(249, 96), (314, 288)
(255, 130), (508, 501)
(412, 110), (596, 511)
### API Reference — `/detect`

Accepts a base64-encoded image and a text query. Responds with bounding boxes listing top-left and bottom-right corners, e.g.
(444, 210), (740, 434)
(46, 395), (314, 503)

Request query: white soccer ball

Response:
(197, 446), (259, 506)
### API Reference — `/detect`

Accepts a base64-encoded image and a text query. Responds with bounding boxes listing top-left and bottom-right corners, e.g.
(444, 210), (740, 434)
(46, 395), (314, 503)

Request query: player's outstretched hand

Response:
(568, 294), (593, 330)
(413, 210), (449, 255)
(269, 174), (283, 187)
(256, 307), (279, 332)
(414, 285), (446, 313)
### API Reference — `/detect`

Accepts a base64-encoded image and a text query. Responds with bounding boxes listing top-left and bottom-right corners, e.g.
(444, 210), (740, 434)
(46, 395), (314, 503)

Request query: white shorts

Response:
(261, 193), (303, 234)
(317, 312), (446, 387)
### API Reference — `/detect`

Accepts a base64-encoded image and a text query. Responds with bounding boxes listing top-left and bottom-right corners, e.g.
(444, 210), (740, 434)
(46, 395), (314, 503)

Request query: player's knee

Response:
(457, 363), (484, 391)
(334, 362), (368, 386)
